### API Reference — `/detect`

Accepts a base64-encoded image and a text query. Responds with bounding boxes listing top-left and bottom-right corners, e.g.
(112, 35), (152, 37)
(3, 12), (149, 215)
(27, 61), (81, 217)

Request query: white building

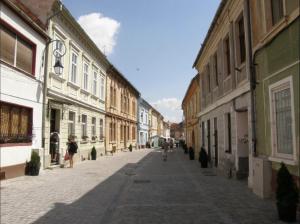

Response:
(137, 98), (151, 148)
(0, 0), (48, 179)
(41, 2), (110, 167)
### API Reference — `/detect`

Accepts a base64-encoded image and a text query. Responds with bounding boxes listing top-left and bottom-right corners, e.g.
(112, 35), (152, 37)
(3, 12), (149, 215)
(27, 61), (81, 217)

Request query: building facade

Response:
(0, 0), (48, 179)
(43, 2), (110, 167)
(249, 0), (299, 197)
(193, 0), (253, 179)
(105, 66), (139, 152)
(182, 74), (201, 157)
(137, 98), (151, 148)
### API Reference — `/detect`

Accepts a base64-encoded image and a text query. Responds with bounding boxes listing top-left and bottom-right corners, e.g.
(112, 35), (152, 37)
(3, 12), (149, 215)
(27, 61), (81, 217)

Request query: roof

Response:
(3, 0), (49, 39)
(108, 65), (140, 97)
(181, 73), (199, 108)
(192, 0), (227, 68)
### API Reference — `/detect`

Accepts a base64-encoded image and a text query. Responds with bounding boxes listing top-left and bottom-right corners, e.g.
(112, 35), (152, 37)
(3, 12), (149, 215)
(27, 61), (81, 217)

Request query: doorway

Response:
(207, 120), (211, 164)
(213, 117), (218, 167)
(236, 111), (249, 179)
(49, 109), (60, 164)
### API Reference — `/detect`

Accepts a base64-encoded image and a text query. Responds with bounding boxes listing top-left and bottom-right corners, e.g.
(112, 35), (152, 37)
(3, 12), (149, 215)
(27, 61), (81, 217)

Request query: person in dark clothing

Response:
(67, 136), (78, 168)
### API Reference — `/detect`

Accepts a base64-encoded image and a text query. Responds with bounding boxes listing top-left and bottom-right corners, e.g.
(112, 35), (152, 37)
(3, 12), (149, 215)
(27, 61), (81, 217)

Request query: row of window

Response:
(109, 122), (136, 142)
(68, 112), (104, 141)
(201, 77), (295, 160)
(203, 14), (245, 95)
(67, 49), (105, 100)
(110, 84), (137, 116)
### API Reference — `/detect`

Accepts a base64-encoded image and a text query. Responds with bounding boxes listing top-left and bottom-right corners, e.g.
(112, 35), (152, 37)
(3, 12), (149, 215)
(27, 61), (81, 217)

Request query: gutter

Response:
(245, 0), (257, 156)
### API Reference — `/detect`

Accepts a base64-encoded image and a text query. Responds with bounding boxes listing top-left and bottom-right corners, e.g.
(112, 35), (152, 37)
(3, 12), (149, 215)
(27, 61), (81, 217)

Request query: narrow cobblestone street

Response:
(1, 148), (285, 224)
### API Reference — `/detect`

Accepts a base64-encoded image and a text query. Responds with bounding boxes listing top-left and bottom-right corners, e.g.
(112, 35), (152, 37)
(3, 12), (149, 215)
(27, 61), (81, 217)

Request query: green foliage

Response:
(91, 147), (97, 160)
(129, 144), (133, 152)
(30, 151), (40, 165)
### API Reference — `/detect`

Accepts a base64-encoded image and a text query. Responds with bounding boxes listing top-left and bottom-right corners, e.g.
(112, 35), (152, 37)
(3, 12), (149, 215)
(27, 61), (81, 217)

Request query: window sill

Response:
(1, 60), (35, 79)
(49, 72), (66, 82)
(90, 141), (97, 143)
(80, 140), (88, 144)
(80, 88), (90, 95)
(67, 81), (80, 90)
(91, 94), (99, 100)
(0, 142), (32, 147)
(268, 156), (298, 166)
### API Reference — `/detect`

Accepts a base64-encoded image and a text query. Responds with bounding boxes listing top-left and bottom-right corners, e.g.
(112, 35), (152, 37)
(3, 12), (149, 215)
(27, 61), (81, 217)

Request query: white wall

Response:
(0, 3), (46, 167)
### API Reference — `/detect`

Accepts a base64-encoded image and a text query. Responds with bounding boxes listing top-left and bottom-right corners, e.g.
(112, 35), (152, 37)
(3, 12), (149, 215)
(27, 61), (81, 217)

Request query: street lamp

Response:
(54, 58), (64, 75)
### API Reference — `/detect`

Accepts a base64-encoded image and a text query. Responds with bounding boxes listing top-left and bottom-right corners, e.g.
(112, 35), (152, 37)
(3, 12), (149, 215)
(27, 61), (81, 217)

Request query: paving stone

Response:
(0, 148), (292, 224)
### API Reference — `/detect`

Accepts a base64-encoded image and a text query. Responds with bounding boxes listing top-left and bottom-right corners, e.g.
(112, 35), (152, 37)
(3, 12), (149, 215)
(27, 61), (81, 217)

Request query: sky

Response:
(62, 0), (221, 123)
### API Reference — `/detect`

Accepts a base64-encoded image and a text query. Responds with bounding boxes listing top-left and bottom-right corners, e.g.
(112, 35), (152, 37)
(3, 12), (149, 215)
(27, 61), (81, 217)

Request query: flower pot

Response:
(277, 203), (297, 222)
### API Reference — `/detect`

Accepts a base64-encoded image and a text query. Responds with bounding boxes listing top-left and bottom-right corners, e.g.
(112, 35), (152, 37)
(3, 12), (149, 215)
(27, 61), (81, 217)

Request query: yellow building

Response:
(182, 74), (200, 157)
(105, 66), (140, 152)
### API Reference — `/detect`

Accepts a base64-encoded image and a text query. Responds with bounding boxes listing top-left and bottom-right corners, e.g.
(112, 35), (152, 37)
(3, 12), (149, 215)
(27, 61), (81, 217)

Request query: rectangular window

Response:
(140, 111), (143, 123)
(271, 0), (284, 25)
(109, 122), (112, 141)
(100, 76), (104, 100)
(81, 114), (87, 138)
(71, 52), (77, 83)
(110, 86), (114, 107)
(93, 71), (97, 95)
(207, 64), (211, 93)
(132, 101), (136, 116)
(114, 88), (117, 107)
(214, 53), (218, 87)
(99, 119), (104, 140)
(68, 111), (75, 137)
(224, 36), (231, 75)
(0, 102), (32, 144)
(114, 123), (116, 141)
(83, 63), (89, 90)
(0, 24), (35, 75)
(225, 113), (232, 153)
(270, 77), (295, 160)
(91, 117), (96, 136)
(132, 126), (136, 140)
(238, 16), (246, 64)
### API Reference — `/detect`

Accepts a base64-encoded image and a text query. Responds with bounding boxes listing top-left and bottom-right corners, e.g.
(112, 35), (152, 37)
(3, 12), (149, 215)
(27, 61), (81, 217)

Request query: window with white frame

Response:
(70, 51), (78, 83)
(269, 77), (295, 160)
(81, 114), (87, 138)
(93, 71), (97, 95)
(83, 63), (89, 90)
(100, 76), (105, 100)
(91, 117), (96, 136)
(99, 119), (104, 140)
(68, 111), (75, 137)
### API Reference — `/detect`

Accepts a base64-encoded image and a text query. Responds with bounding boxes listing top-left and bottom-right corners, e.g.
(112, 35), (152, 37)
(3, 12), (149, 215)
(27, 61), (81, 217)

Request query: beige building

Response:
(193, 0), (253, 179)
(43, 2), (110, 166)
(149, 108), (159, 138)
(105, 66), (140, 152)
(182, 74), (200, 157)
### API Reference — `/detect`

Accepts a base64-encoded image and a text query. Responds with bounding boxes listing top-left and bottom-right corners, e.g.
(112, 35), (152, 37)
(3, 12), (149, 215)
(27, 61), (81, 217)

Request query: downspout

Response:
(245, 0), (257, 156)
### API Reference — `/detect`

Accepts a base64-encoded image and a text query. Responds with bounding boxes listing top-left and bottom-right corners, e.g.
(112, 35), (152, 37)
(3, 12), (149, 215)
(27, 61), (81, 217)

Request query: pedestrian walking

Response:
(67, 136), (78, 168)
(162, 139), (169, 161)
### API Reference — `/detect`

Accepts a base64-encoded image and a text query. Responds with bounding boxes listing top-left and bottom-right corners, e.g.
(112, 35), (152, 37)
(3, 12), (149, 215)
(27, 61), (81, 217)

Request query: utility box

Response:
(252, 156), (272, 198)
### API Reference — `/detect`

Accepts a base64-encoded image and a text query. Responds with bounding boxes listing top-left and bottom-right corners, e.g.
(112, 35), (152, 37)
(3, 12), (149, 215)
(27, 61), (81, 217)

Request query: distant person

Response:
(162, 139), (169, 161)
(67, 136), (78, 168)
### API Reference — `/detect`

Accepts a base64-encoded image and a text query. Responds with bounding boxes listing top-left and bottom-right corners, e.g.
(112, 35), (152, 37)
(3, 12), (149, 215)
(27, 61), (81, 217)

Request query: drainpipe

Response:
(245, 0), (257, 156)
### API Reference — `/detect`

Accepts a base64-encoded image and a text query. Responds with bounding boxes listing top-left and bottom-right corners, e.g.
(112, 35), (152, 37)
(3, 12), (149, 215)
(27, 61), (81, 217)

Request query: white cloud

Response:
(78, 13), (120, 55)
(151, 98), (183, 123)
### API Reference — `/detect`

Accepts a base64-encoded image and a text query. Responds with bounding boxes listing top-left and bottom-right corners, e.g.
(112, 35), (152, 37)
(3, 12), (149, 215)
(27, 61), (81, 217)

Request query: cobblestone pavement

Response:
(0, 148), (293, 224)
